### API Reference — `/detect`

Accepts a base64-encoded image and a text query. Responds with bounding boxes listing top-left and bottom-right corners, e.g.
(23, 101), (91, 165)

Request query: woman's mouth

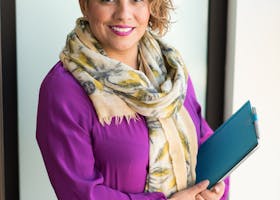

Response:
(109, 25), (135, 36)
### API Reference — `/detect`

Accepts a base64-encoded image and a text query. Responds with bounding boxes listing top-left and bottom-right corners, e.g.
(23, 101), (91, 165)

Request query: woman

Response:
(36, 0), (229, 199)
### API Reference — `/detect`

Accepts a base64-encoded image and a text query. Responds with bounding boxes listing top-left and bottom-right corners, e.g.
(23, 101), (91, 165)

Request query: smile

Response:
(109, 25), (135, 36)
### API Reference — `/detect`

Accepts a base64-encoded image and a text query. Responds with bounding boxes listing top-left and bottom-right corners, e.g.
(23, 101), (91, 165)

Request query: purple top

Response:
(36, 61), (229, 200)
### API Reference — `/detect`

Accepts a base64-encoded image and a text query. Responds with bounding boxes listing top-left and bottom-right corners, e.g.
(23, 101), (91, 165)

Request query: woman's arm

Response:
(36, 65), (167, 200)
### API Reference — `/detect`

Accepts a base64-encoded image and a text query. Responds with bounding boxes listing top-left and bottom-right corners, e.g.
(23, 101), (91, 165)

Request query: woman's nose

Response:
(113, 2), (133, 22)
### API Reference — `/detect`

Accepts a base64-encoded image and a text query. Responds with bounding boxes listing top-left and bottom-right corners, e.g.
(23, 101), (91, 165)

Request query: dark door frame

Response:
(206, 0), (228, 130)
(1, 0), (20, 199)
(0, 0), (227, 199)
(0, 15), (5, 200)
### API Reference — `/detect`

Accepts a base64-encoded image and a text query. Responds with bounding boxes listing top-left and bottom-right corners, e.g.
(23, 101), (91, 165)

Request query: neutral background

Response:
(225, 0), (280, 199)
(16, 0), (209, 199)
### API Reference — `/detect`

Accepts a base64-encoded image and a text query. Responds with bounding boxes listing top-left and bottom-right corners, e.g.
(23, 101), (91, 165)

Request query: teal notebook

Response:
(195, 101), (259, 188)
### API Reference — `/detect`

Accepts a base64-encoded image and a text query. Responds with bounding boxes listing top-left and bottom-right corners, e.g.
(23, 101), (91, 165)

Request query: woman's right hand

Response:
(168, 180), (210, 200)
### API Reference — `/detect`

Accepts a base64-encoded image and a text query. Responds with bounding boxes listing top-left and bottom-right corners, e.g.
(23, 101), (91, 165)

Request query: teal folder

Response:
(195, 101), (259, 188)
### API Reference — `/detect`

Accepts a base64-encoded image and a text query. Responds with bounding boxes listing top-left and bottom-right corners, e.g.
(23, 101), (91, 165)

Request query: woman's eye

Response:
(100, 0), (144, 3)
(99, 0), (145, 4)
(100, 0), (115, 3)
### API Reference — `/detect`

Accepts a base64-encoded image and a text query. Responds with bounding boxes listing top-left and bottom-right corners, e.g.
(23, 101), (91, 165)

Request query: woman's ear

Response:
(79, 0), (88, 17)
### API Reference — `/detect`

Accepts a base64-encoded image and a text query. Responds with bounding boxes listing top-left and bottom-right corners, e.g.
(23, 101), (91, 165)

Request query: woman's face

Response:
(80, 0), (150, 55)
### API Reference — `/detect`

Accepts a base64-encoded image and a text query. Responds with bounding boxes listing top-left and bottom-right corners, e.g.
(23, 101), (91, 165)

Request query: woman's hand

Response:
(168, 180), (209, 200)
(168, 180), (225, 200)
(196, 181), (225, 200)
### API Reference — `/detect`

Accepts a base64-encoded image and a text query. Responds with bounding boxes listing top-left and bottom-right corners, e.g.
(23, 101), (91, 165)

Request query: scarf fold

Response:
(60, 17), (198, 197)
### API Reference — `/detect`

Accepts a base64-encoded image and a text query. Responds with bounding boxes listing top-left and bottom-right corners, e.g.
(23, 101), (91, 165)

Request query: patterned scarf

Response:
(60, 18), (198, 197)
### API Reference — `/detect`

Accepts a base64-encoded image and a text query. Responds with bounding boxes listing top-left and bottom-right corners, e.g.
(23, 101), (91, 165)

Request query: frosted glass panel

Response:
(16, 1), (81, 199)
(16, 0), (208, 199)
(164, 0), (209, 111)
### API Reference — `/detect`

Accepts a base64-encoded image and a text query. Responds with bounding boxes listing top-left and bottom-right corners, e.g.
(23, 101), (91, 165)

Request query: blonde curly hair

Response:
(149, 0), (174, 35)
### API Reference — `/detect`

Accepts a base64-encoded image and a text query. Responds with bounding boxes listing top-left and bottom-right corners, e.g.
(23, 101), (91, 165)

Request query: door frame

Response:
(0, 23), (5, 200)
(206, 0), (228, 129)
(1, 0), (20, 199)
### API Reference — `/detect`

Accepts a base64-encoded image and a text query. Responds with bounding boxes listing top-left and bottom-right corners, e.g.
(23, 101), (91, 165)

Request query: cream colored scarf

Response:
(60, 18), (198, 197)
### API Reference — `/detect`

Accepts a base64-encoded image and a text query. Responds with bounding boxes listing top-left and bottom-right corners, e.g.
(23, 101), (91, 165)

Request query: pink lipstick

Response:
(109, 25), (135, 36)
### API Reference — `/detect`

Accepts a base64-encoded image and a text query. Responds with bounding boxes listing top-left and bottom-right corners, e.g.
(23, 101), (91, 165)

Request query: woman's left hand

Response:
(195, 181), (225, 200)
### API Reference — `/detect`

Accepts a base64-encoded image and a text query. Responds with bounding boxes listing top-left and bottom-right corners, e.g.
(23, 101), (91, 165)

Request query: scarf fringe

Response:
(99, 113), (141, 126)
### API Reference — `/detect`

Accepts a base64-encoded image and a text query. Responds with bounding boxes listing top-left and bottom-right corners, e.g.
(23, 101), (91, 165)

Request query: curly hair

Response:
(149, 0), (174, 36)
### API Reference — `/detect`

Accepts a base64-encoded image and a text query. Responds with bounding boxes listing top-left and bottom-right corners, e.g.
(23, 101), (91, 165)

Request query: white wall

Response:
(16, 0), (209, 199)
(225, 0), (280, 199)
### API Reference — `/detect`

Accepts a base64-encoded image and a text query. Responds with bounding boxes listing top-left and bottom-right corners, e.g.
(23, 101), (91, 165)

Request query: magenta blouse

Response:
(36, 61), (229, 200)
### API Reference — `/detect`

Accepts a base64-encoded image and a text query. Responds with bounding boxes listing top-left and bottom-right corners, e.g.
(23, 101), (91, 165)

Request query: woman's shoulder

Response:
(40, 61), (80, 93)
(38, 61), (95, 124)
(40, 61), (89, 101)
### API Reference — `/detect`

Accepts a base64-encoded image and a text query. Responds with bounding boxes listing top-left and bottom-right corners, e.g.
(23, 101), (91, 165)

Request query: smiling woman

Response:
(1, 0), (232, 200)
(35, 0), (229, 200)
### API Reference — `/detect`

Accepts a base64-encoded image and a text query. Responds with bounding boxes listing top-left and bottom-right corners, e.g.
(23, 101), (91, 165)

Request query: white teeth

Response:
(111, 26), (133, 33)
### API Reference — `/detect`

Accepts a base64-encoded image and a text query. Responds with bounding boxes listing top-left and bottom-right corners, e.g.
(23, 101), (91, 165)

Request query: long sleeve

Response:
(184, 77), (230, 200)
(36, 63), (166, 200)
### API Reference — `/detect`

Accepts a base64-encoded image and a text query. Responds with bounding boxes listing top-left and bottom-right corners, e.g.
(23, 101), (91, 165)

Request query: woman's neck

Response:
(105, 47), (138, 70)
